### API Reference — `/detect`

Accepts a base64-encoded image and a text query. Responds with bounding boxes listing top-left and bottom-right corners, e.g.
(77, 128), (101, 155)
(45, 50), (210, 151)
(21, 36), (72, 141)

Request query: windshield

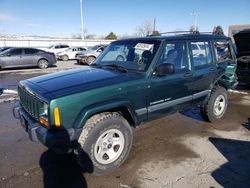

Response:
(94, 39), (161, 72)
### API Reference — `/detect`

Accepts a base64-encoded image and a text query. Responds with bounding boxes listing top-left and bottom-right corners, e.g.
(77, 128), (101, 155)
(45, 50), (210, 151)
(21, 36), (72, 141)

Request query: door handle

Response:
(183, 72), (193, 77)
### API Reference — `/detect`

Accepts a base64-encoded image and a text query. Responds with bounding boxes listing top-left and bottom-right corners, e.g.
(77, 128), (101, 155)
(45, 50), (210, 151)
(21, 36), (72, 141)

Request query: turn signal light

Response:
(54, 107), (61, 127)
(39, 117), (49, 127)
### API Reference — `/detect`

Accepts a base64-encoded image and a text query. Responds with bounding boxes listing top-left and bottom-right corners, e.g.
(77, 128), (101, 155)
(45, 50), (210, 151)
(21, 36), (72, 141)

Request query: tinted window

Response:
(158, 42), (188, 70)
(24, 48), (38, 55)
(214, 41), (232, 63)
(10, 49), (22, 56)
(61, 45), (69, 48)
(190, 42), (212, 66)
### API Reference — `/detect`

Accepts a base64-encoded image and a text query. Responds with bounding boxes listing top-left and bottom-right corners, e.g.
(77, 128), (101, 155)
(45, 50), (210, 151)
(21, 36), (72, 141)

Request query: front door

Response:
(148, 41), (194, 119)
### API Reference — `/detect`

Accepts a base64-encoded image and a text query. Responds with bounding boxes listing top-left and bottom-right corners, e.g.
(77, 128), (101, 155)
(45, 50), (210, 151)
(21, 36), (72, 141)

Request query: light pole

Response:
(80, 0), (84, 39)
(191, 11), (200, 31)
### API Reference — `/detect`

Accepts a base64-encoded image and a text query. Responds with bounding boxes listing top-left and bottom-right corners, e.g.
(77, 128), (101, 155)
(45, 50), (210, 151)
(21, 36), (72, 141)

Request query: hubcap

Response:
(213, 94), (226, 116)
(94, 129), (125, 165)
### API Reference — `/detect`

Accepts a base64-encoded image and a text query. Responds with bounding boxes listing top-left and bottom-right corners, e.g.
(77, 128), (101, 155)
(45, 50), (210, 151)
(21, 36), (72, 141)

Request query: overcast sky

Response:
(0, 0), (249, 36)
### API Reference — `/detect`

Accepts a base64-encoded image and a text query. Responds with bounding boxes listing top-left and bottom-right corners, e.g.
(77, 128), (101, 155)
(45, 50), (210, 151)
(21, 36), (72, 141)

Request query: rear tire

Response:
(77, 112), (133, 175)
(38, 59), (48, 69)
(200, 86), (228, 122)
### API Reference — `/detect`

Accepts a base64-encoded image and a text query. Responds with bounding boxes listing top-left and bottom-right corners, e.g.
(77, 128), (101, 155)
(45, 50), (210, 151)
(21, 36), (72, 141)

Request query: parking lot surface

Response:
(0, 60), (250, 188)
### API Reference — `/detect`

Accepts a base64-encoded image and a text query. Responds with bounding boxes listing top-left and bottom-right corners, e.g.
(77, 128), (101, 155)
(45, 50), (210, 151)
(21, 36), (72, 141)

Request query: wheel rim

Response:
(94, 129), (125, 165)
(39, 60), (48, 68)
(213, 94), (226, 116)
(87, 57), (95, 64)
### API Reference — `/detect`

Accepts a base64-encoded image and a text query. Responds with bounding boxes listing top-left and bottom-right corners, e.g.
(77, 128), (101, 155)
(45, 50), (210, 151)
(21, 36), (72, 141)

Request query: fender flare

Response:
(73, 99), (138, 129)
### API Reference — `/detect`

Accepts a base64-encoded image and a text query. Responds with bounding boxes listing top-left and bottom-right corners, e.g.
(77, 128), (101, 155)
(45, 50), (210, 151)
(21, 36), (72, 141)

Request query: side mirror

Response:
(7, 53), (11, 57)
(154, 63), (175, 76)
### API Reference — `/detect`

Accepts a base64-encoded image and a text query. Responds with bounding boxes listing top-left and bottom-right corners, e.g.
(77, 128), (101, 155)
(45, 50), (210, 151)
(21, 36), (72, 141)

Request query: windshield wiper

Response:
(104, 64), (128, 72)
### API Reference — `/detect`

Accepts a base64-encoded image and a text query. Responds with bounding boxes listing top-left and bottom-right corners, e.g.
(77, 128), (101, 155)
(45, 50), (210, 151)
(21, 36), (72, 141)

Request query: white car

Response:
(57, 47), (87, 61)
(45, 44), (70, 54)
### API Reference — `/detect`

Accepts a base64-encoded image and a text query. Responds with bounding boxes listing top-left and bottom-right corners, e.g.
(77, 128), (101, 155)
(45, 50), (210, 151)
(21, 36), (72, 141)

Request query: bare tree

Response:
(135, 20), (154, 37)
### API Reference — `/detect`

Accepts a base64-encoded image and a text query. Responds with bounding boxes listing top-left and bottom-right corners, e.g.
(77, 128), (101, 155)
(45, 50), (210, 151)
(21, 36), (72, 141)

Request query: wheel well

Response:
(87, 55), (96, 59)
(38, 58), (48, 63)
(88, 106), (136, 127)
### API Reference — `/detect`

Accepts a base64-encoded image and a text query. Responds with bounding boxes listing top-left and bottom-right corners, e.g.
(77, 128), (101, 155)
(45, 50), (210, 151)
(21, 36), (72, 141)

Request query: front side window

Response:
(10, 49), (22, 56)
(94, 40), (161, 72)
(214, 40), (232, 63)
(190, 41), (212, 66)
(157, 42), (188, 70)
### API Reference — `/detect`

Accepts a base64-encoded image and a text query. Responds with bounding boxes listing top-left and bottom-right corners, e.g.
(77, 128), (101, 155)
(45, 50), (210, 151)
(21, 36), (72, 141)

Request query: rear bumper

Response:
(13, 102), (82, 153)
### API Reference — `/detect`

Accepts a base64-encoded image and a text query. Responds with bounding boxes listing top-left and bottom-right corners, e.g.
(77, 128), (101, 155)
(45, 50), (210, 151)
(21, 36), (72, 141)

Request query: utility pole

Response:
(153, 18), (156, 32)
(191, 11), (200, 31)
(80, 0), (84, 39)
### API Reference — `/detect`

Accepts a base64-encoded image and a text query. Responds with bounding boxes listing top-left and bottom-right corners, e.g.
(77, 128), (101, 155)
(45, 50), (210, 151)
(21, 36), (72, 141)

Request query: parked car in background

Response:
(45, 44), (70, 54)
(76, 44), (107, 64)
(0, 46), (12, 53)
(57, 47), (87, 61)
(0, 47), (56, 70)
(233, 29), (250, 85)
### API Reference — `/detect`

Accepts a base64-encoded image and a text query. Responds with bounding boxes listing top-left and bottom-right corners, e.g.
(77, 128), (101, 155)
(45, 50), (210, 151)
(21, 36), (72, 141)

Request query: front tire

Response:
(77, 112), (133, 175)
(86, 56), (96, 65)
(200, 86), (228, 122)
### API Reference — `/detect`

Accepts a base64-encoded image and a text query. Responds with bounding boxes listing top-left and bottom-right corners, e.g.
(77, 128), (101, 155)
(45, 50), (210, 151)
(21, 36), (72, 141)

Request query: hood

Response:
(233, 29), (250, 56)
(26, 67), (142, 98)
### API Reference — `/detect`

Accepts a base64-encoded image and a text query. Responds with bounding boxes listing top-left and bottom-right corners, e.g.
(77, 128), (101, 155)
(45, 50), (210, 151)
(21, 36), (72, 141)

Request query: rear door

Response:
(22, 48), (39, 66)
(189, 40), (217, 103)
(148, 41), (195, 119)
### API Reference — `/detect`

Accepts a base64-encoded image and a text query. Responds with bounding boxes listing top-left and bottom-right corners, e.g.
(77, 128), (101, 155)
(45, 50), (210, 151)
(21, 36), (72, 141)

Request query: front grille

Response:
(18, 86), (43, 120)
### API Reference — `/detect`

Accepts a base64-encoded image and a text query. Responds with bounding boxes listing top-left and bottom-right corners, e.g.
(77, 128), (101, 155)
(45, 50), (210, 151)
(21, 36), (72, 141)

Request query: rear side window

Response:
(190, 42), (212, 66)
(10, 49), (22, 56)
(214, 41), (232, 63)
(24, 48), (38, 55)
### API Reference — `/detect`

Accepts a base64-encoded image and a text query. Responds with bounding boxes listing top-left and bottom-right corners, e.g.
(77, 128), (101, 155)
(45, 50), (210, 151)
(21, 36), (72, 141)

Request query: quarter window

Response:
(214, 41), (232, 63)
(190, 42), (212, 66)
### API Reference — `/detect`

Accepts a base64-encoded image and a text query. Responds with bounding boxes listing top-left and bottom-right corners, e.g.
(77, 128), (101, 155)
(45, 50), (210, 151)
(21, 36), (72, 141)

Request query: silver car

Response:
(76, 45), (107, 65)
(0, 47), (56, 70)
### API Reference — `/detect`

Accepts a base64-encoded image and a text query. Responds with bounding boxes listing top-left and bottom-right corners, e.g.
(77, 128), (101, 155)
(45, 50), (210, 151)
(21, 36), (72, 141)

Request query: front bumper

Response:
(13, 102), (82, 153)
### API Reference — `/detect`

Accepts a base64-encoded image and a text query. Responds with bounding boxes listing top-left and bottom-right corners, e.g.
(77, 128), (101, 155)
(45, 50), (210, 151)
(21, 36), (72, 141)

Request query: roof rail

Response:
(159, 31), (200, 35)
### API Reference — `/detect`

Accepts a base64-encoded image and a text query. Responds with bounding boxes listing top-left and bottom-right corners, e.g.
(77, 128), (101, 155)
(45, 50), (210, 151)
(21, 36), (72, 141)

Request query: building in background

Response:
(228, 24), (250, 40)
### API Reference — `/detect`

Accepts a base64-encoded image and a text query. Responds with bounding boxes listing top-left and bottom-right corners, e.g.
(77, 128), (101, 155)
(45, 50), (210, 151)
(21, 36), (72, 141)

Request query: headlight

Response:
(43, 103), (48, 116)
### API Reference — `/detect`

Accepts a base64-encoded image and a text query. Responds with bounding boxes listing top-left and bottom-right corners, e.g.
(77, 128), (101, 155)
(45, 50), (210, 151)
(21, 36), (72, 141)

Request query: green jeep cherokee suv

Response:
(13, 33), (237, 175)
